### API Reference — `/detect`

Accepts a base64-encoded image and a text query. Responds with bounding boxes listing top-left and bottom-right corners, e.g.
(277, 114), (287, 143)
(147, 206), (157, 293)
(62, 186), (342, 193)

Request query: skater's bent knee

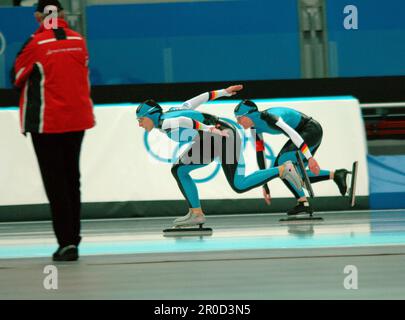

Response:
(230, 185), (245, 194)
(171, 164), (180, 176)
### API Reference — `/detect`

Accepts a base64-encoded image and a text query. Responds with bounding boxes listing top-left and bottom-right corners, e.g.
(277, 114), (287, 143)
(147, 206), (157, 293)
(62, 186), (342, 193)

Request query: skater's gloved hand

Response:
(308, 157), (320, 175)
(209, 127), (229, 137)
(262, 184), (271, 205)
(225, 84), (243, 96)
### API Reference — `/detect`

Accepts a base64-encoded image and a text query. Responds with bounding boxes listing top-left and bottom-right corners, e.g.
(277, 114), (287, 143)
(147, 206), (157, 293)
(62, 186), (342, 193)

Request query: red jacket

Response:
(12, 19), (95, 133)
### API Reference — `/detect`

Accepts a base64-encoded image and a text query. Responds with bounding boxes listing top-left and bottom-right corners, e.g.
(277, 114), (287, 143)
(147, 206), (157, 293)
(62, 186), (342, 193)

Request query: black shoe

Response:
(334, 169), (349, 196)
(53, 245), (79, 262)
(287, 201), (314, 216)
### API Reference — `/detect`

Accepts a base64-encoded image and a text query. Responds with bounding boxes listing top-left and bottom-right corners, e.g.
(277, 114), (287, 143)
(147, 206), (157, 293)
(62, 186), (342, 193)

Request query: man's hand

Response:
(209, 127), (229, 137)
(308, 157), (320, 175)
(225, 84), (243, 96)
(262, 185), (271, 205)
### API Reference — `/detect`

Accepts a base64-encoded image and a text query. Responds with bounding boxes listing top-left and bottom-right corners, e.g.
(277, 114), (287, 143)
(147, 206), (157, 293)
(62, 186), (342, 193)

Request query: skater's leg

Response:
(274, 120), (323, 214)
(274, 149), (307, 200)
(308, 169), (331, 183)
(170, 131), (218, 226)
(218, 125), (302, 193)
(171, 163), (206, 209)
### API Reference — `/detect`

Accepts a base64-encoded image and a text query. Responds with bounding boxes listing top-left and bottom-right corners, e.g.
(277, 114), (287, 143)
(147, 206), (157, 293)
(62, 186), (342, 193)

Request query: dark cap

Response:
(35, 0), (64, 13)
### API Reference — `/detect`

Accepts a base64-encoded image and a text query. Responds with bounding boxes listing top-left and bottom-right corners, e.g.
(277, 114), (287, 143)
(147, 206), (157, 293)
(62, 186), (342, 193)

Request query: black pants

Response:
(31, 131), (84, 247)
(274, 119), (328, 198)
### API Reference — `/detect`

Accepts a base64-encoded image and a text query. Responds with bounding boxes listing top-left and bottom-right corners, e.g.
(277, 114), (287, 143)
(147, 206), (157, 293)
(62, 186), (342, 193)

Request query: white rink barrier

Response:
(0, 96), (368, 206)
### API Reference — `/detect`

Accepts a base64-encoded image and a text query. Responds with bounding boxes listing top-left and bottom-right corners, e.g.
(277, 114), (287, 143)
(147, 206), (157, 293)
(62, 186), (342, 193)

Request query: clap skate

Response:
(295, 151), (315, 198)
(348, 161), (358, 207)
(333, 161), (358, 207)
(280, 201), (323, 222)
(163, 211), (213, 237)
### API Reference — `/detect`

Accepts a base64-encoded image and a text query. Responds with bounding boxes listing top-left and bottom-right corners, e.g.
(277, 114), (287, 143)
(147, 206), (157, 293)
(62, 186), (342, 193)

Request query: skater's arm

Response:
(275, 118), (313, 160)
(161, 117), (228, 136)
(261, 113), (318, 173)
(270, 117), (320, 175)
(254, 131), (271, 204)
(161, 117), (211, 131)
(178, 85), (243, 110)
(261, 113), (313, 160)
(182, 90), (229, 110)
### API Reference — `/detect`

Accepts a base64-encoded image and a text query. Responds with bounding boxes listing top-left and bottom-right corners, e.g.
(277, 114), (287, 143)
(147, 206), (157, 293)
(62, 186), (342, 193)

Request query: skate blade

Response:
(348, 161), (358, 207)
(163, 227), (213, 237)
(280, 216), (323, 223)
(295, 151), (314, 198)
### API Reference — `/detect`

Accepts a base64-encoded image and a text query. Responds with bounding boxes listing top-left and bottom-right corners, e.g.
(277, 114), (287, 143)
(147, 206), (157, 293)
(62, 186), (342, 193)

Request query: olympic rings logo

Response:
(143, 117), (275, 183)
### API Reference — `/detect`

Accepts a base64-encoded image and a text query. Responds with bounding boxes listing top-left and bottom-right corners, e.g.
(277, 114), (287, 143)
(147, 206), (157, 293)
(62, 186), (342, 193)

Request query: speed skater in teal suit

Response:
(234, 99), (350, 216)
(136, 85), (304, 226)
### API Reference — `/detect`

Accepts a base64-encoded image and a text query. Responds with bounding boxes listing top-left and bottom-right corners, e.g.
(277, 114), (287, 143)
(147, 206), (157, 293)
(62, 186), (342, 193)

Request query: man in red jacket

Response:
(11, 0), (95, 261)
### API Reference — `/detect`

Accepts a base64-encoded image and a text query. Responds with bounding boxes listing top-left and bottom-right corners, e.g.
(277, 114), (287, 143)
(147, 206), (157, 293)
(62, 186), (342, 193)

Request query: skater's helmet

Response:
(136, 99), (163, 127)
(234, 100), (259, 118)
